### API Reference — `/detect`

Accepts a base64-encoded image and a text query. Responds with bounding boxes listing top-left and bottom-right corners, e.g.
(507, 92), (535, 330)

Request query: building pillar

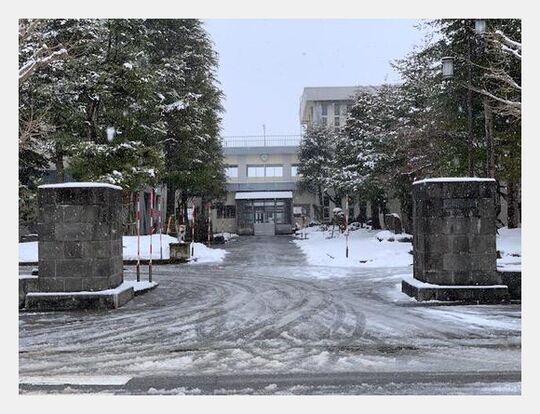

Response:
(25, 183), (134, 310)
(402, 178), (509, 303)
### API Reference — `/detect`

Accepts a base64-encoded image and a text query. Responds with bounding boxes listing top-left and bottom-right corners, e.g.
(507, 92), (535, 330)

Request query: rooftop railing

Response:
(222, 135), (301, 148)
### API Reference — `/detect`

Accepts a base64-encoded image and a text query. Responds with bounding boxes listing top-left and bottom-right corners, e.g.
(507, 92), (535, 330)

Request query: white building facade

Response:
(212, 137), (316, 236)
(211, 86), (375, 236)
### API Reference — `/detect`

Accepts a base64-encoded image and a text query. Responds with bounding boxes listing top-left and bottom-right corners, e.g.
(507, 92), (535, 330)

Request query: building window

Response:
(321, 103), (328, 116)
(247, 165), (265, 177)
(217, 205), (236, 219)
(334, 116), (340, 127)
(291, 165), (299, 177)
(247, 165), (283, 177)
(321, 116), (327, 126)
(334, 103), (340, 116)
(265, 165), (283, 177)
(225, 165), (238, 178)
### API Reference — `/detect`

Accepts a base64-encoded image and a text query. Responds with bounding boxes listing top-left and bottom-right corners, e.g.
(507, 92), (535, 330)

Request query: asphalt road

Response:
(19, 235), (521, 394)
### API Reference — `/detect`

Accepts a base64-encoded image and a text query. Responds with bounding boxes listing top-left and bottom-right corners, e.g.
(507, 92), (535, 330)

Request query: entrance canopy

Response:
(235, 191), (293, 200)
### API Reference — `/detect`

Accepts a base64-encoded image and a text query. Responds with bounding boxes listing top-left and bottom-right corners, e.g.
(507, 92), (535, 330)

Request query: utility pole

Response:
(262, 124), (266, 146)
(466, 23), (475, 177)
(484, 97), (495, 178)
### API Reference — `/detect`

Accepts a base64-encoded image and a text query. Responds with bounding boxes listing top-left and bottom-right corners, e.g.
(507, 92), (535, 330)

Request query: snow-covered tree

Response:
(67, 141), (164, 191)
(298, 125), (338, 220)
(19, 19), (68, 85)
(19, 19), (228, 237)
(469, 23), (521, 120)
(145, 19), (226, 230)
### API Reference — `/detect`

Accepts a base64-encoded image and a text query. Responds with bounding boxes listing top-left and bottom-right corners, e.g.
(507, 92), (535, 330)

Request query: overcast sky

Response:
(203, 19), (426, 137)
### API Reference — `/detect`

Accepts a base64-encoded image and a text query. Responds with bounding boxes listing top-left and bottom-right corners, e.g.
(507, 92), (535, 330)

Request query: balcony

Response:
(222, 135), (301, 148)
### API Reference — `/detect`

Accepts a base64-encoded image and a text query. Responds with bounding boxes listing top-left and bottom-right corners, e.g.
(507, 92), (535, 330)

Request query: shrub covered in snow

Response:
(376, 230), (413, 243)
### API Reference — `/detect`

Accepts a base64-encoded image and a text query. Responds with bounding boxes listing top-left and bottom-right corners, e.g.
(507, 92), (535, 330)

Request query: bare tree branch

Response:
(19, 46), (68, 84)
(19, 19), (41, 43)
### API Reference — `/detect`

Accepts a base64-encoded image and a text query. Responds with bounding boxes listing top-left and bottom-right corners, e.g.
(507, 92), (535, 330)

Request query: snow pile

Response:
(189, 242), (227, 264)
(497, 227), (521, 270)
(375, 230), (413, 243)
(122, 234), (178, 260)
(122, 280), (158, 292)
(18, 235), (227, 264)
(293, 227), (413, 268)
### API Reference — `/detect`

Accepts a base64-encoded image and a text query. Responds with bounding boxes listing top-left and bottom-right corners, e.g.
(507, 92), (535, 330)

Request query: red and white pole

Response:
(149, 189), (154, 282)
(345, 195), (349, 258)
(159, 190), (163, 260)
(191, 200), (195, 257)
(136, 192), (141, 282)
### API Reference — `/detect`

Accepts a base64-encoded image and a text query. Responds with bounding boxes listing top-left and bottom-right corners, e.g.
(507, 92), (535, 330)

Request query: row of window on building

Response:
(312, 103), (353, 127)
(217, 195), (356, 223)
(216, 203), (309, 221)
(225, 165), (299, 178)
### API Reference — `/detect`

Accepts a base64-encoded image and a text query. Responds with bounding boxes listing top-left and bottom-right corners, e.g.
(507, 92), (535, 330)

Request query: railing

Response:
(222, 135), (301, 148)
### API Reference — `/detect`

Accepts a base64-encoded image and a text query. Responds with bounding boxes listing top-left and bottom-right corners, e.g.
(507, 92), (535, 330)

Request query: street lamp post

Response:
(475, 19), (486, 34)
(442, 57), (454, 79)
(441, 19), (493, 178)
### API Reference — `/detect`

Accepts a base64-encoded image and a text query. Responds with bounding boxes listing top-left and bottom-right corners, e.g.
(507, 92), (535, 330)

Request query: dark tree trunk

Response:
(317, 186), (324, 221)
(380, 196), (388, 218)
(358, 200), (367, 227)
(181, 193), (189, 226)
(507, 180), (520, 229)
(484, 98), (495, 178)
(85, 97), (100, 143)
(54, 141), (64, 183)
(395, 178), (413, 234)
(166, 183), (176, 235)
(180, 193), (190, 240)
(333, 194), (342, 209)
(370, 199), (381, 230)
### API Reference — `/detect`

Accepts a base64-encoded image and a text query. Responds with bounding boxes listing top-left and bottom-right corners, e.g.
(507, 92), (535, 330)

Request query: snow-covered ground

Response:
(293, 227), (413, 268)
(18, 235), (227, 264)
(121, 235), (226, 264)
(293, 226), (522, 271)
(497, 227), (521, 271)
(19, 236), (520, 395)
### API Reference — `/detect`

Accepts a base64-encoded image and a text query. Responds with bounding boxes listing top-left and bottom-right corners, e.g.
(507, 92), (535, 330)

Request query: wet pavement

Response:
(19, 236), (521, 394)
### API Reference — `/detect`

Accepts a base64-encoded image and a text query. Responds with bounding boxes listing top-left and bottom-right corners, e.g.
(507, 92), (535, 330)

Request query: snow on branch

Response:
(465, 83), (521, 117)
(19, 19), (41, 43)
(490, 30), (521, 61)
(19, 45), (68, 84)
(494, 30), (521, 52)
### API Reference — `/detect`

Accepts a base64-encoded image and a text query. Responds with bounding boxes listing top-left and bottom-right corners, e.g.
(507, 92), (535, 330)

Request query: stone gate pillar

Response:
(402, 178), (509, 303)
(25, 183), (134, 310)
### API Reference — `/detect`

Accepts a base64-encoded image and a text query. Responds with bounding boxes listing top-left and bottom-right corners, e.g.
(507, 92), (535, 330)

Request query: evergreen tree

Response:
(298, 125), (338, 220)
(19, 19), (227, 236)
(145, 19), (226, 229)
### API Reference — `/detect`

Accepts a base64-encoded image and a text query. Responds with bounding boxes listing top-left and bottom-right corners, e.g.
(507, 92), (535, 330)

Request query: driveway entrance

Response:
(19, 236), (521, 394)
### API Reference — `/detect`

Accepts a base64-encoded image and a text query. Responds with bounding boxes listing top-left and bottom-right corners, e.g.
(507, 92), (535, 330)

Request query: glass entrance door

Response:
(254, 209), (265, 224)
